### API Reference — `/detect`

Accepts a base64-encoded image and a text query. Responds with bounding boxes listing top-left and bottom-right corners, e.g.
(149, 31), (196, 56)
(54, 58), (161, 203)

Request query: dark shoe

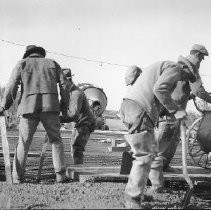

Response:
(163, 166), (181, 173)
(56, 172), (69, 183)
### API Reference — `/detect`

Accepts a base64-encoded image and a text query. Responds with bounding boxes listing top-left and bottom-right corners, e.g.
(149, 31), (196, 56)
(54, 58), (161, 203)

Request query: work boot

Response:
(124, 194), (143, 209)
(56, 170), (68, 183)
(124, 194), (153, 209)
(12, 178), (23, 184)
(124, 132), (154, 200)
(148, 157), (164, 194)
(72, 150), (84, 165)
(147, 184), (164, 195)
(73, 156), (84, 165)
(12, 174), (24, 184)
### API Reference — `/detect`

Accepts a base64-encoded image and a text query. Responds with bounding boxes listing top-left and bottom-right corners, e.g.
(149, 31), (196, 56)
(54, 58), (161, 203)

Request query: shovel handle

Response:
(180, 119), (194, 188)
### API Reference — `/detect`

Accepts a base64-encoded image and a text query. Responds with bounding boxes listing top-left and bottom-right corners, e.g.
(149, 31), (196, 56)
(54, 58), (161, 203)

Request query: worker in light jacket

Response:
(120, 55), (197, 208)
(158, 44), (211, 173)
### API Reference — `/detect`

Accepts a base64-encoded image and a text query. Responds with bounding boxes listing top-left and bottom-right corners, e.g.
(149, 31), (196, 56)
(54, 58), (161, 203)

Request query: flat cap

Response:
(125, 65), (142, 86)
(62, 68), (73, 78)
(191, 44), (209, 56)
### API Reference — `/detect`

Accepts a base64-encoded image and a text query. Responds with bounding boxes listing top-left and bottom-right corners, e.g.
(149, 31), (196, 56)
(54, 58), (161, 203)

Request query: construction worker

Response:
(0, 45), (70, 183)
(60, 68), (96, 164)
(120, 56), (197, 208)
(158, 44), (211, 172)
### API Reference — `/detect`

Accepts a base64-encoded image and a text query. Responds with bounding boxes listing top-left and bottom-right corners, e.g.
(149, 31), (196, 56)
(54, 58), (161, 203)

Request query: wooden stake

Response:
(181, 119), (194, 208)
(0, 116), (12, 184)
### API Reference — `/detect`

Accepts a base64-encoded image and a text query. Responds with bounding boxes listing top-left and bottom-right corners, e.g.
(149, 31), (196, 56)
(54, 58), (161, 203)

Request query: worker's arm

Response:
(153, 63), (181, 114)
(1, 61), (22, 110)
(54, 61), (70, 113)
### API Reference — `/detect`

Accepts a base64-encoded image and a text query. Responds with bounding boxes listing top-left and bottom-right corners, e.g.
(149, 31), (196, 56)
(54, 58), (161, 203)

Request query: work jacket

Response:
(67, 84), (96, 131)
(171, 57), (211, 109)
(124, 61), (183, 126)
(1, 53), (70, 115)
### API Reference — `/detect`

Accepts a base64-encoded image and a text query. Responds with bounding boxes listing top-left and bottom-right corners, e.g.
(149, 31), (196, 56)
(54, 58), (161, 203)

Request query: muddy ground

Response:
(0, 129), (211, 209)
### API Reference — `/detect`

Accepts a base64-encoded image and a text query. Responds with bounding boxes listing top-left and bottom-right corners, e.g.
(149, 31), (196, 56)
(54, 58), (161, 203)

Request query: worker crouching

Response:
(60, 68), (96, 164)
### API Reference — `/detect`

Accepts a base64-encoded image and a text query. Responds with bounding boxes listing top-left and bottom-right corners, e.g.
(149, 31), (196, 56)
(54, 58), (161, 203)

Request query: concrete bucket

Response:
(78, 83), (107, 117)
(78, 83), (109, 130)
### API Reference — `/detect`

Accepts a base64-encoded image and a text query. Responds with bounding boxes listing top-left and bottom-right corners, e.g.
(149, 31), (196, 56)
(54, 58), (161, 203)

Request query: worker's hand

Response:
(174, 109), (187, 120)
(59, 114), (72, 123)
(0, 107), (5, 116)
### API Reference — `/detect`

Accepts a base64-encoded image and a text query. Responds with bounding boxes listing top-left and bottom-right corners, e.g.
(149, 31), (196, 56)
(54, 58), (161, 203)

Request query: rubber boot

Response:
(124, 132), (155, 208)
(148, 155), (164, 194)
(71, 147), (84, 165)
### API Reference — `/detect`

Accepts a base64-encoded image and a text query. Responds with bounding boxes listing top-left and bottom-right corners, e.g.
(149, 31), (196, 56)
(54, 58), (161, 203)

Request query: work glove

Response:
(174, 109), (187, 120)
(0, 107), (5, 116)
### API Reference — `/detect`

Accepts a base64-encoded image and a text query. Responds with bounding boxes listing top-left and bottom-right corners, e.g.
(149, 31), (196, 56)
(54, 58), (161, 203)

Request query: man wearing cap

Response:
(0, 45), (70, 183)
(60, 68), (96, 164)
(158, 44), (211, 173)
(119, 54), (199, 208)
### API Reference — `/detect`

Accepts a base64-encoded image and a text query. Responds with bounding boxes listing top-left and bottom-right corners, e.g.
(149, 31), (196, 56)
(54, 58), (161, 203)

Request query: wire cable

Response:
(0, 38), (129, 68)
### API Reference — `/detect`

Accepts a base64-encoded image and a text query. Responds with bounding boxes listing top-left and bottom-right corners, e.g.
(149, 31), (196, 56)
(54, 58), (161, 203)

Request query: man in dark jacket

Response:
(158, 44), (211, 172)
(0, 45), (70, 183)
(120, 56), (198, 208)
(60, 68), (96, 164)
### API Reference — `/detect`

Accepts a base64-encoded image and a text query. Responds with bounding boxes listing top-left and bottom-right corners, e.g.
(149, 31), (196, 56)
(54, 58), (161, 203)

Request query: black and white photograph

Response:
(1, 0), (211, 209)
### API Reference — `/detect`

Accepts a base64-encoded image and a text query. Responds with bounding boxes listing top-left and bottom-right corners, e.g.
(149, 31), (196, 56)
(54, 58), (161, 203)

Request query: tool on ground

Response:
(180, 119), (194, 208)
(36, 134), (49, 182)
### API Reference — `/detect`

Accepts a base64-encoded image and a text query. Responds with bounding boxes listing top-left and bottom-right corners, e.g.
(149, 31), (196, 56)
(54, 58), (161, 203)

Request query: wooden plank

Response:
(108, 146), (128, 152)
(0, 116), (12, 184)
(67, 165), (211, 182)
(93, 130), (127, 135)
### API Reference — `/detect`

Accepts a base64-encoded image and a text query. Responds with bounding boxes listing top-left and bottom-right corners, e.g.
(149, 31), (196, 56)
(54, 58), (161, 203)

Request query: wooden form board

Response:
(67, 165), (211, 183)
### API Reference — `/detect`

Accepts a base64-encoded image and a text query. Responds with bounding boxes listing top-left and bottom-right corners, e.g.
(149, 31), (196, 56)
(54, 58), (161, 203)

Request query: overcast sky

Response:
(1, 0), (211, 111)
